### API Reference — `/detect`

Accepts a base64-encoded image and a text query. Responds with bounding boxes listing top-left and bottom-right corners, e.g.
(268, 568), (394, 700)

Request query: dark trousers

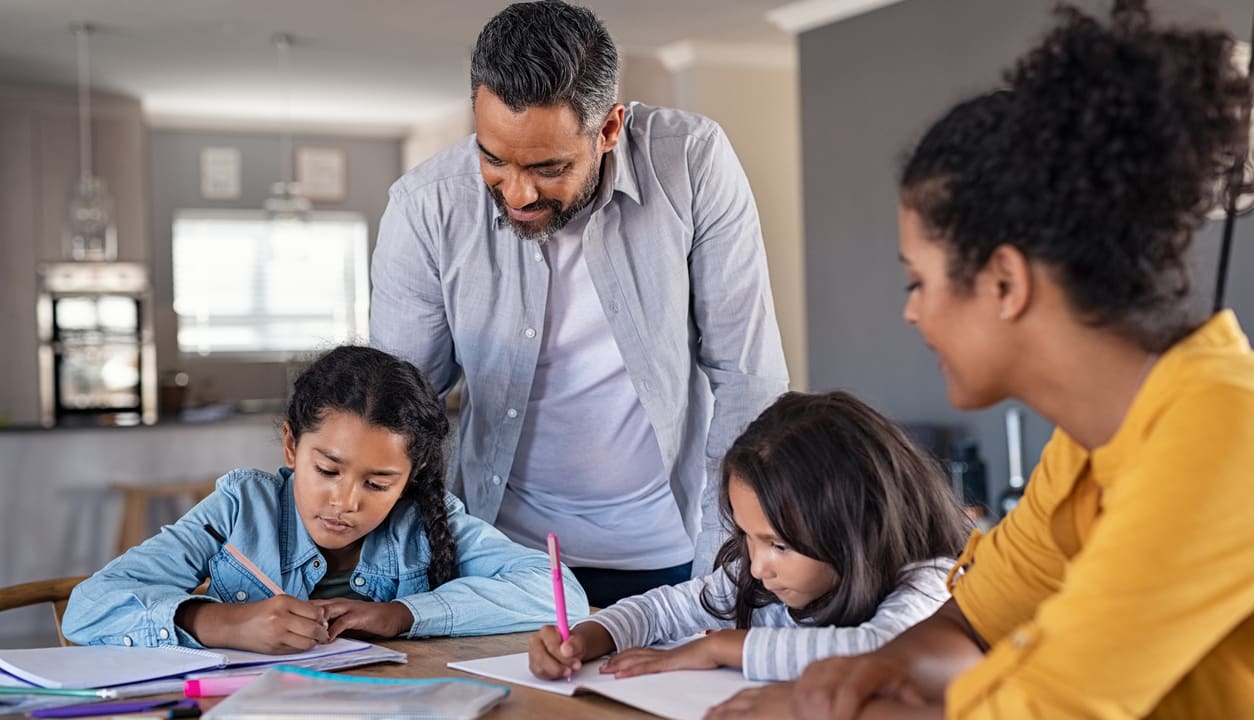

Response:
(571, 562), (693, 609)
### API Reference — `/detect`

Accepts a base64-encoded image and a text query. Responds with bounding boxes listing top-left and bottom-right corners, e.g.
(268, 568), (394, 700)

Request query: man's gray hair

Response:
(471, 1), (620, 133)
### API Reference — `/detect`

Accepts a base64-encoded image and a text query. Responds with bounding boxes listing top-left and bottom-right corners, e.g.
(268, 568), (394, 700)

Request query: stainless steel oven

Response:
(37, 262), (156, 427)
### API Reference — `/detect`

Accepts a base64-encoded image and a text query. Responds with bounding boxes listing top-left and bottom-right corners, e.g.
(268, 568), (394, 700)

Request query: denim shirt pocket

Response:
(350, 571), (399, 602)
(208, 551), (278, 603)
(395, 567), (430, 599)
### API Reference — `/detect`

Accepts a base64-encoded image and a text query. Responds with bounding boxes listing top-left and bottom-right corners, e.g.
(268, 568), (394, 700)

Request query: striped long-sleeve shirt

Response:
(580, 558), (953, 681)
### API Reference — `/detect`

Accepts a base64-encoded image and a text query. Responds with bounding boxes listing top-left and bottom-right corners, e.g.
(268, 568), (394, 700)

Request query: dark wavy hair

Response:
(470, 0), (619, 133)
(702, 391), (970, 629)
(286, 346), (456, 589)
(900, 0), (1250, 352)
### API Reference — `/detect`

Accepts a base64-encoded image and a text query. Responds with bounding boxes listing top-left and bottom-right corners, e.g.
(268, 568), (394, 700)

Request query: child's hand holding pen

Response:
(175, 596), (330, 654)
(181, 522), (332, 652)
(527, 622), (615, 680)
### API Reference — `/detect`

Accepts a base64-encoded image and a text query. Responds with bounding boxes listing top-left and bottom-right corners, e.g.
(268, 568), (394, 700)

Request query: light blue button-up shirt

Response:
(62, 467), (586, 647)
(370, 102), (789, 576)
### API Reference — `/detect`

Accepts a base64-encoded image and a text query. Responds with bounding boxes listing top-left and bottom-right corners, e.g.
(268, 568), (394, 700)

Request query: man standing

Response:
(371, 1), (787, 606)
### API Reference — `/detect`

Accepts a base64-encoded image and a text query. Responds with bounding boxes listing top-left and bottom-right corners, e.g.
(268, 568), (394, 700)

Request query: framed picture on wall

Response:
(294, 146), (347, 202)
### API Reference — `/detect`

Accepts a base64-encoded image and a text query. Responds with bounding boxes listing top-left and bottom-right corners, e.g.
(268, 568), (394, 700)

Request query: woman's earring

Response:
(999, 309), (1010, 320)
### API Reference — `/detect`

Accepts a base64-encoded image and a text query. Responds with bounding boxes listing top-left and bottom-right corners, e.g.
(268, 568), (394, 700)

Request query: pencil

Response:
(203, 524), (285, 596)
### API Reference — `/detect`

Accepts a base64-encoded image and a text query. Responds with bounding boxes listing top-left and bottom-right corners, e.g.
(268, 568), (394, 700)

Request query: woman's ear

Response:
(986, 244), (1033, 321)
(281, 422), (297, 467)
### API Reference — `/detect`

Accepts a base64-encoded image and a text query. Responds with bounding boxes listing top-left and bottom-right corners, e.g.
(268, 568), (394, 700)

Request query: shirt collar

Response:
(488, 115), (642, 230)
(1089, 310), (1249, 484)
(278, 466), (321, 573)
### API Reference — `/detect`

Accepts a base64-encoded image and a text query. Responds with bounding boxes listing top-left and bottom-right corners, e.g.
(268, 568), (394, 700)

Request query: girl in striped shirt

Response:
(528, 390), (971, 681)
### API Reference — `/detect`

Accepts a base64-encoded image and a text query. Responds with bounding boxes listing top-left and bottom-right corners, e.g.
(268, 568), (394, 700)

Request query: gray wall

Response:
(799, 0), (1254, 508)
(148, 129), (402, 404)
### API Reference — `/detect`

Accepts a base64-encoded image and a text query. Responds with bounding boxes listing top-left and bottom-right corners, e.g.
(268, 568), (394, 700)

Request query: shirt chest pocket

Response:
(395, 569), (429, 597)
(208, 553), (278, 603)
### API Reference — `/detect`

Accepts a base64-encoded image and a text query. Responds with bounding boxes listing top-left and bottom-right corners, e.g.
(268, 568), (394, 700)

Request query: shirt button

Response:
(313, 560), (321, 569)
(159, 628), (170, 640)
(506, 408), (518, 419)
(533, 252), (543, 262)
(524, 327), (536, 339)
(491, 474), (502, 486)
(353, 576), (366, 587)
(123, 636), (133, 647)
(607, 301), (619, 314)
(235, 591), (248, 601)
(1011, 631), (1030, 648)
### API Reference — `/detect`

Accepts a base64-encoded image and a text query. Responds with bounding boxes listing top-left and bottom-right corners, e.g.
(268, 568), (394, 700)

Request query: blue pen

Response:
(31, 698), (199, 719)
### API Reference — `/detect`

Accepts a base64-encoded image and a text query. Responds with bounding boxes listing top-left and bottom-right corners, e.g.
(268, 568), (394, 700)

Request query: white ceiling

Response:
(0, 0), (817, 134)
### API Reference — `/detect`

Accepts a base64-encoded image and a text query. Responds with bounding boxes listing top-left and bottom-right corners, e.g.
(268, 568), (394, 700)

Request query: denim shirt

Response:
(62, 467), (588, 648)
(370, 102), (789, 576)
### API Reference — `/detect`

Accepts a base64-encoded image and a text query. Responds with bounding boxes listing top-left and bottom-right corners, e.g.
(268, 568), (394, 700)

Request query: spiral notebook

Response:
(0, 638), (381, 690)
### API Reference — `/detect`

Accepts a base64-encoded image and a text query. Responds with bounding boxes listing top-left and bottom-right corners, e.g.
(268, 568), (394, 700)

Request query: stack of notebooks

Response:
(0, 638), (405, 715)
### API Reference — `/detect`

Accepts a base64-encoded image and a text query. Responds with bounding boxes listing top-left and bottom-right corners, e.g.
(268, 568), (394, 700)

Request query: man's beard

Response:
(491, 159), (602, 241)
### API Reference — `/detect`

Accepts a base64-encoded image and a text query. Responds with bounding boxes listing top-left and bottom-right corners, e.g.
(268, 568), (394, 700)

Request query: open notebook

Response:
(448, 651), (765, 720)
(0, 638), (397, 690)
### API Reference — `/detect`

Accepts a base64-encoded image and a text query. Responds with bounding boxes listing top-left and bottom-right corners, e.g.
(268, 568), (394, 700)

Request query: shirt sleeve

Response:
(369, 184), (461, 398)
(580, 569), (738, 652)
(686, 124), (790, 576)
(61, 476), (235, 648)
(394, 494), (589, 638)
(947, 383), (1254, 719)
(950, 430), (1075, 648)
(743, 560), (953, 681)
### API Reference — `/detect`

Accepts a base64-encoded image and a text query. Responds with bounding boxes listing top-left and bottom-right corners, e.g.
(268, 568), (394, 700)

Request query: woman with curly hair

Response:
(710, 1), (1254, 718)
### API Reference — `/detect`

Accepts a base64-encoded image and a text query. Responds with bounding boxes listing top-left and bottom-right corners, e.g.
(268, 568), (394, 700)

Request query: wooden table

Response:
(194, 632), (659, 719)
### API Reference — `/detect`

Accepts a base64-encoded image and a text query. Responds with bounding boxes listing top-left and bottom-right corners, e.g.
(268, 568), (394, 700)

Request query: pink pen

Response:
(547, 532), (570, 643)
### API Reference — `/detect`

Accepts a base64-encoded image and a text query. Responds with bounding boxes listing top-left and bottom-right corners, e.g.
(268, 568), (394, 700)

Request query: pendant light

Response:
(264, 33), (312, 220)
(64, 22), (118, 261)
(1213, 34), (1254, 313)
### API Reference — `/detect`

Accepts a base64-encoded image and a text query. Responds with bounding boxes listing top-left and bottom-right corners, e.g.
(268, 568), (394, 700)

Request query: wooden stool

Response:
(112, 479), (218, 556)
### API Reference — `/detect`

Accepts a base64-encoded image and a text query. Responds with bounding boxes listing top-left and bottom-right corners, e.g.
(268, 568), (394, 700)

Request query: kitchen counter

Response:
(0, 412), (281, 644)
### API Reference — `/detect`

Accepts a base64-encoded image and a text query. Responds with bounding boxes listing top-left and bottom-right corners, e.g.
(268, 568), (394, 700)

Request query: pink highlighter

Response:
(547, 532), (570, 643)
(184, 673), (260, 697)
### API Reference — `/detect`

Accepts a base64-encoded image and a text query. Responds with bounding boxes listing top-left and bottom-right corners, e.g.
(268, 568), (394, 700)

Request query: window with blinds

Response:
(172, 210), (370, 356)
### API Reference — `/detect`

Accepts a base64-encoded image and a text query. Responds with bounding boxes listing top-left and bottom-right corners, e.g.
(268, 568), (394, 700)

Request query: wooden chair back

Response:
(0, 576), (89, 647)
(112, 478), (218, 556)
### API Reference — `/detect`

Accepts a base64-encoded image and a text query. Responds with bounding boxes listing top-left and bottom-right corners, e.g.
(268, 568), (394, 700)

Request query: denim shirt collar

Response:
(276, 466), (400, 578)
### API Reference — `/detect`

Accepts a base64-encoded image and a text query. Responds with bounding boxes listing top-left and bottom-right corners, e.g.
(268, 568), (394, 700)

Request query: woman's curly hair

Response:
(901, 0), (1250, 351)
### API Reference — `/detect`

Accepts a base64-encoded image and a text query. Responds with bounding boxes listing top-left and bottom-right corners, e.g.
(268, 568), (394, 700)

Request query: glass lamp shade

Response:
(64, 174), (118, 261)
(264, 180), (312, 220)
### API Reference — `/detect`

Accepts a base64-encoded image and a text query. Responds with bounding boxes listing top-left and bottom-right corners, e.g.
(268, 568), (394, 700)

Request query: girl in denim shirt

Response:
(63, 346), (588, 653)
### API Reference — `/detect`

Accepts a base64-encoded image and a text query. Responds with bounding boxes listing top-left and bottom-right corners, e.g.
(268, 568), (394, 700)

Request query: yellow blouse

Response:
(946, 311), (1254, 719)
